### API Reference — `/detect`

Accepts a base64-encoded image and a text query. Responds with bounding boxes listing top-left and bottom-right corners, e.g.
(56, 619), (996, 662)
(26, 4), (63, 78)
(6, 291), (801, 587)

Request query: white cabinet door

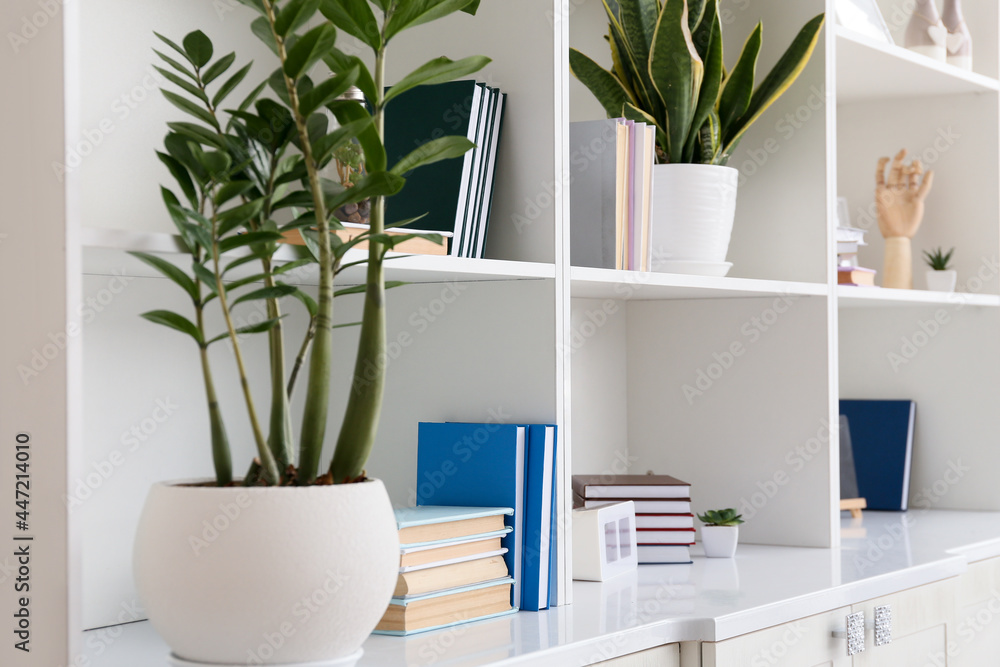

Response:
(851, 578), (956, 666)
(702, 608), (852, 667)
(952, 556), (1000, 666)
(593, 643), (680, 666)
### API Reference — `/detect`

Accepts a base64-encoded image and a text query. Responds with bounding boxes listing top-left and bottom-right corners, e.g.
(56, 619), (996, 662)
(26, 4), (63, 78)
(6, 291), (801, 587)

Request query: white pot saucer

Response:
(653, 260), (733, 277)
(170, 649), (363, 667)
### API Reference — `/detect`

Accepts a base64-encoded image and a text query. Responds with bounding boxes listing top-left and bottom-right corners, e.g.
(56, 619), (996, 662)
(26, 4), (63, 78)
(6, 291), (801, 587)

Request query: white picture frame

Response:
(836, 0), (894, 44)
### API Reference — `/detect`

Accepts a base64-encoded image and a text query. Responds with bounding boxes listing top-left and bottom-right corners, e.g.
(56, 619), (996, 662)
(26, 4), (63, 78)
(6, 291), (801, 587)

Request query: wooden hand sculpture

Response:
(876, 149), (934, 289)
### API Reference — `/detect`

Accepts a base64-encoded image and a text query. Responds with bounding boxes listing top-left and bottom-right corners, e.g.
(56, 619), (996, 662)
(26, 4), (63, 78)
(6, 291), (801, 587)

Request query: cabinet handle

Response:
(874, 604), (892, 646)
(831, 611), (866, 656)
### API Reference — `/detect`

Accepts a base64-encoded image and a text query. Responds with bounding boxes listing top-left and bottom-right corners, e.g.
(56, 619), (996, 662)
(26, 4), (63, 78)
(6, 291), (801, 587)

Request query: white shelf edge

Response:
(835, 26), (1000, 96)
(837, 284), (1000, 308)
(570, 265), (828, 300)
(81, 227), (556, 283)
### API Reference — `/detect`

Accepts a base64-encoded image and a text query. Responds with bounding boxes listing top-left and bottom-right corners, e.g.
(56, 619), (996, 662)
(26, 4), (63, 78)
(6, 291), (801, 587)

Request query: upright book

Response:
(840, 400), (916, 511)
(522, 424), (555, 611)
(417, 422), (526, 608)
(569, 119), (621, 270)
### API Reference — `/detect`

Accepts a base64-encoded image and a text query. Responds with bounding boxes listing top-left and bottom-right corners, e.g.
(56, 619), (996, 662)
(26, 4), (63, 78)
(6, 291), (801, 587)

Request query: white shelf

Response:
(837, 284), (1000, 308)
(836, 26), (1000, 103)
(82, 228), (555, 287)
(571, 266), (827, 300)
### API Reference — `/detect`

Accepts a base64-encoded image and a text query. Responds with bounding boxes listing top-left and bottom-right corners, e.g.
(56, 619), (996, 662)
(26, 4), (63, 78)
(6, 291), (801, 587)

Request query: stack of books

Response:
(374, 506), (517, 635)
(384, 80), (507, 259)
(572, 474), (694, 564)
(416, 422), (559, 612)
(836, 224), (876, 287)
(569, 118), (656, 271)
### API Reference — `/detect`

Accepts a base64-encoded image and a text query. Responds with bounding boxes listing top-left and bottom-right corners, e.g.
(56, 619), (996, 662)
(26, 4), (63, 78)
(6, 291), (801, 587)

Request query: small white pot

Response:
(649, 163), (739, 269)
(925, 269), (957, 293)
(134, 479), (399, 666)
(700, 525), (739, 558)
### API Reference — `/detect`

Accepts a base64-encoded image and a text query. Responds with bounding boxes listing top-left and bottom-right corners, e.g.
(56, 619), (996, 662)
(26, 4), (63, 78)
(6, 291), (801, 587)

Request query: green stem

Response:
(262, 0), (333, 484)
(262, 257), (293, 471)
(194, 257), (232, 486)
(288, 317), (317, 398)
(329, 46), (387, 483)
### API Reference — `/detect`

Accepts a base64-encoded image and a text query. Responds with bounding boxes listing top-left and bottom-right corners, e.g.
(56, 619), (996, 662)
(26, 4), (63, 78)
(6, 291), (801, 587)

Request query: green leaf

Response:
(203, 52), (236, 85)
(167, 122), (226, 149)
(232, 284), (298, 307)
(603, 0), (658, 118)
(323, 49), (376, 104)
(334, 280), (406, 297)
(390, 136), (475, 176)
(326, 171), (405, 213)
(319, 0), (381, 50)
(384, 0), (479, 43)
(206, 317), (283, 345)
(153, 49), (198, 82)
(569, 48), (632, 119)
(684, 2), (722, 163)
(688, 0), (707, 32)
(286, 285), (319, 317)
(154, 32), (193, 64)
(157, 151), (198, 208)
(648, 0), (704, 163)
(274, 258), (314, 275)
(215, 180), (254, 206)
(236, 80), (269, 113)
(140, 310), (203, 344)
(197, 150), (232, 180)
(299, 229), (323, 262)
(224, 272), (270, 292)
(130, 252), (200, 301)
(183, 30), (214, 69)
(299, 65), (360, 117)
(717, 23), (760, 144)
(192, 261), (219, 289)
(384, 56), (491, 105)
(252, 16), (280, 56)
(162, 89), (219, 129)
(212, 62), (253, 108)
(154, 66), (209, 103)
(617, 0), (658, 76)
(725, 14), (825, 152)
(223, 253), (262, 275)
(232, 0), (266, 14)
(276, 0), (322, 36)
(313, 117), (372, 165)
(327, 99), (385, 172)
(284, 23), (337, 80)
(219, 230), (285, 254)
(217, 198), (266, 235)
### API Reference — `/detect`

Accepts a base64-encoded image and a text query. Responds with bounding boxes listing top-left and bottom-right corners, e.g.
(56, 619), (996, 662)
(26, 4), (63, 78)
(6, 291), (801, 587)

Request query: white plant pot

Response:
(925, 269), (957, 293)
(649, 163), (739, 270)
(700, 525), (739, 558)
(134, 478), (399, 666)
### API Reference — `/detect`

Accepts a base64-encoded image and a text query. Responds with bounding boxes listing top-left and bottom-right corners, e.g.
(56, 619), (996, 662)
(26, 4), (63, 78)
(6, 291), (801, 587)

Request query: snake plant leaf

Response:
(699, 111), (721, 164)
(130, 252), (200, 303)
(275, 0), (322, 38)
(683, 2), (722, 163)
(141, 310), (204, 345)
(323, 49), (376, 104)
(202, 52), (237, 85)
(725, 13), (825, 151)
(717, 23), (761, 144)
(390, 136), (476, 176)
(649, 0), (703, 163)
(687, 0), (707, 32)
(212, 62), (253, 108)
(689, 0), (716, 60)
(384, 56), (492, 105)
(319, 0), (382, 50)
(384, 0), (480, 43)
(623, 103), (668, 158)
(284, 23), (337, 80)
(183, 31), (214, 69)
(603, 1), (658, 118)
(569, 48), (632, 119)
(617, 0), (659, 69)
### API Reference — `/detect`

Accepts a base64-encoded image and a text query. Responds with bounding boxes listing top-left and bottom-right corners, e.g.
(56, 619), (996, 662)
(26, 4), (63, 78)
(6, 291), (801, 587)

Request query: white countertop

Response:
(86, 510), (1000, 666)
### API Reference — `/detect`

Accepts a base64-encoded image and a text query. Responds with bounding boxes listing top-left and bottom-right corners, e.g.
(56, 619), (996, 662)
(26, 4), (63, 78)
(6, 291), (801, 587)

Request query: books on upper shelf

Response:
(417, 421), (559, 612)
(572, 473), (693, 563)
(569, 118), (655, 271)
(840, 400), (916, 511)
(838, 266), (876, 287)
(375, 505), (517, 635)
(384, 80), (507, 259)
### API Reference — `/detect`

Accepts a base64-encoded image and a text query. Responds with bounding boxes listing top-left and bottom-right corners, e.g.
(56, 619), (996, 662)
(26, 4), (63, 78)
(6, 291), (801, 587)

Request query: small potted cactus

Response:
(923, 247), (957, 293)
(697, 508), (744, 558)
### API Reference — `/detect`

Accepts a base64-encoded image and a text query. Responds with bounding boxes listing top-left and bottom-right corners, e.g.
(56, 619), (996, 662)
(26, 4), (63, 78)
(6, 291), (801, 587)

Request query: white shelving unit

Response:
(5, 0), (1000, 664)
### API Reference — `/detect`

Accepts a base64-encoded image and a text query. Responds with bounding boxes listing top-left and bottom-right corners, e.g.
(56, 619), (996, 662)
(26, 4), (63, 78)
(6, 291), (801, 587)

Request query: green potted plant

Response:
(130, 1), (488, 665)
(697, 508), (744, 558)
(570, 0), (824, 275)
(923, 246), (957, 293)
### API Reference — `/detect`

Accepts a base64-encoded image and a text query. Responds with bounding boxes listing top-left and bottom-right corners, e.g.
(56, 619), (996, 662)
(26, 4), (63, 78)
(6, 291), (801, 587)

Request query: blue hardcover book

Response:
(522, 424), (555, 611)
(547, 425), (559, 607)
(840, 400), (916, 511)
(417, 422), (526, 608)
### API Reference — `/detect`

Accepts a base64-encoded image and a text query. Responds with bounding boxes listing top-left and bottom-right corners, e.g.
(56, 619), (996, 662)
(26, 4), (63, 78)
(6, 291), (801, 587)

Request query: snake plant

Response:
(570, 0), (824, 165)
(135, 0), (488, 486)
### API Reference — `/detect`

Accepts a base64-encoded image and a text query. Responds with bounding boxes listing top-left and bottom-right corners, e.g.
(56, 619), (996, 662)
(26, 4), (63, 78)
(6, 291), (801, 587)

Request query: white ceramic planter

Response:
(701, 525), (739, 558)
(649, 163), (739, 271)
(134, 479), (399, 666)
(926, 269), (958, 293)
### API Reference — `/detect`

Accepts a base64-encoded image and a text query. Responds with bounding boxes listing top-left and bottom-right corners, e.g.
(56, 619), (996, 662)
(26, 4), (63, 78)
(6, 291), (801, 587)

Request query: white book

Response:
(585, 498), (691, 513)
(635, 514), (695, 529)
(637, 545), (692, 564)
(569, 119), (621, 269)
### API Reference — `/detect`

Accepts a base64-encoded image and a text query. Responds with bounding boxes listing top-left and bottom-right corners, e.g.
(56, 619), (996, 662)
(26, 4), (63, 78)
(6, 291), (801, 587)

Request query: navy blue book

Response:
(840, 400), (916, 511)
(416, 422), (526, 608)
(522, 424), (555, 611)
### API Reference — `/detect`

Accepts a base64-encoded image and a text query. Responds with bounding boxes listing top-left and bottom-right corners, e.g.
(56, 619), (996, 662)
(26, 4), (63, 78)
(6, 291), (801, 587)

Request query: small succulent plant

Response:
(923, 247), (955, 271)
(697, 508), (745, 526)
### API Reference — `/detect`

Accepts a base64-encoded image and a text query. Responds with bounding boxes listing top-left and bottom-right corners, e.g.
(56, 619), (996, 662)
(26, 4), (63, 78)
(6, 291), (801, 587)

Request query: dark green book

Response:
(384, 81), (485, 254)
